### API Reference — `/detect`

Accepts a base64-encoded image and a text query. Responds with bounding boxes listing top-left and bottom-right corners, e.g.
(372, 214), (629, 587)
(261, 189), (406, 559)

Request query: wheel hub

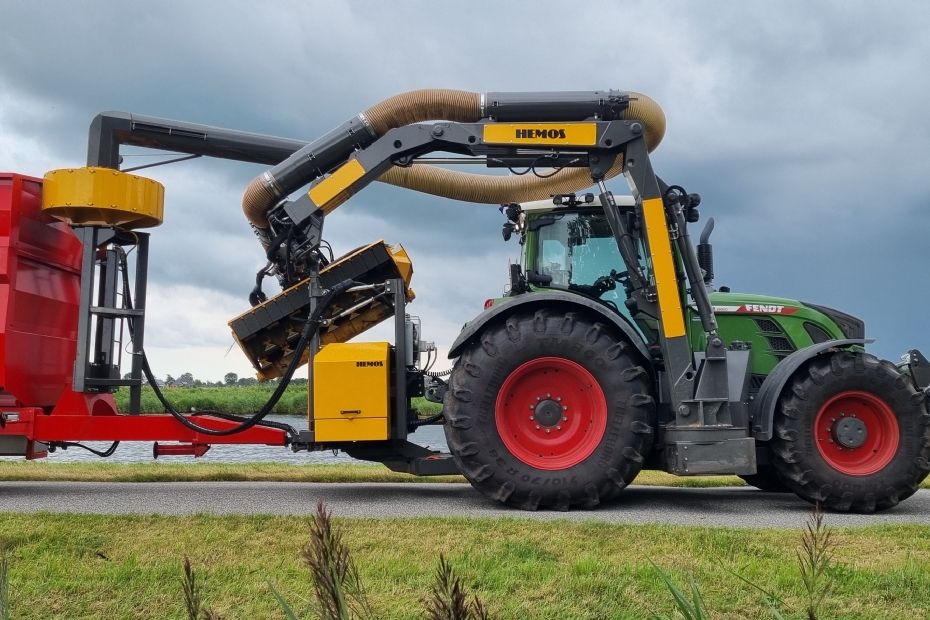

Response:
(814, 390), (899, 476)
(495, 357), (608, 470)
(533, 399), (563, 427)
(832, 415), (867, 448)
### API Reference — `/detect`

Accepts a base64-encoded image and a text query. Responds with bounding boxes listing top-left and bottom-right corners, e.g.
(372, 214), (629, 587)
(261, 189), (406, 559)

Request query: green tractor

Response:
(442, 191), (930, 512)
(44, 89), (927, 515)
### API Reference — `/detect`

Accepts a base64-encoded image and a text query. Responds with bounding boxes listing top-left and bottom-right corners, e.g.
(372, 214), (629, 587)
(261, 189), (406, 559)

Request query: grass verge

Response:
(0, 461), (748, 487)
(5, 461), (930, 490)
(1, 513), (928, 619)
(4, 461), (929, 490)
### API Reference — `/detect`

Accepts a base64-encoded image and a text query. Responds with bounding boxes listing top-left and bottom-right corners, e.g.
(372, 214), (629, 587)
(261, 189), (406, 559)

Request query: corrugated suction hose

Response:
(242, 89), (665, 227)
(363, 88), (481, 135)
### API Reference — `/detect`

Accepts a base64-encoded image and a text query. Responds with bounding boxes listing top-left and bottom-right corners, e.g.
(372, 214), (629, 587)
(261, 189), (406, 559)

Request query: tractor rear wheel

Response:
(443, 310), (656, 511)
(770, 351), (930, 512)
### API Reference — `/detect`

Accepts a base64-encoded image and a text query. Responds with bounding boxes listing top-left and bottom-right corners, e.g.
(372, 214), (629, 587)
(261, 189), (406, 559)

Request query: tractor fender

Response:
(447, 292), (652, 364)
(751, 338), (871, 441)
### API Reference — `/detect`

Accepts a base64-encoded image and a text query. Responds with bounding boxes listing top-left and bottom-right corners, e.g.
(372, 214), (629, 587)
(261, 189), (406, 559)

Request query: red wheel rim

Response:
(814, 390), (899, 475)
(495, 357), (607, 470)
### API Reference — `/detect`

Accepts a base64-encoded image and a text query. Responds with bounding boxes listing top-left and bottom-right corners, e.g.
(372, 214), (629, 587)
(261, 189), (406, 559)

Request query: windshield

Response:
(535, 211), (626, 305)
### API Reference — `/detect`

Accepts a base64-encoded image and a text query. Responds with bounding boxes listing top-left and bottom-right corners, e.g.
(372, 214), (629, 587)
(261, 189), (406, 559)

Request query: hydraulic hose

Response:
(242, 89), (665, 227)
(117, 244), (358, 438)
(408, 412), (444, 429)
(138, 278), (359, 437)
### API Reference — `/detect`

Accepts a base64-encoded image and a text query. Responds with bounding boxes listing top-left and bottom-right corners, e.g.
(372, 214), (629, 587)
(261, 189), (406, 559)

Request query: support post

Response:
(389, 278), (408, 441)
(306, 266), (321, 436)
(73, 227), (146, 398)
(128, 234), (149, 414)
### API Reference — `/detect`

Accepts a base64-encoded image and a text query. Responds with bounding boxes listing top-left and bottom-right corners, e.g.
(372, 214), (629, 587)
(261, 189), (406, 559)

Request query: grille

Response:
(749, 374), (767, 390)
(754, 318), (781, 333)
(802, 302), (865, 339)
(766, 336), (795, 352)
(804, 322), (831, 344)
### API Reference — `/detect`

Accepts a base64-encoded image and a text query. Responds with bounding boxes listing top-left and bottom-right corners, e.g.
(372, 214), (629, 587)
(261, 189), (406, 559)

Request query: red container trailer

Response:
(0, 172), (288, 459)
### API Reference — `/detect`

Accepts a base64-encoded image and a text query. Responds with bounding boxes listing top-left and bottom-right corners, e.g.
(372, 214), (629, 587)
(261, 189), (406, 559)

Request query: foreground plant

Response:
(798, 504), (835, 620)
(182, 556), (223, 620)
(650, 504), (837, 619)
(425, 554), (492, 620)
(648, 560), (711, 620)
(0, 539), (9, 620)
(299, 500), (372, 620)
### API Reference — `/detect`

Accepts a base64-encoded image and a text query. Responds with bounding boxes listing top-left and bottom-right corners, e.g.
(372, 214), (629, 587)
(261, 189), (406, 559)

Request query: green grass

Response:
(4, 460), (930, 490)
(0, 461), (749, 487)
(0, 462), (465, 483)
(112, 385), (442, 417)
(0, 513), (928, 619)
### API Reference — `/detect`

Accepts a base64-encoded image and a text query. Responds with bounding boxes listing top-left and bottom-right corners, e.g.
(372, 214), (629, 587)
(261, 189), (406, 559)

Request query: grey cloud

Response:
(1, 0), (928, 371)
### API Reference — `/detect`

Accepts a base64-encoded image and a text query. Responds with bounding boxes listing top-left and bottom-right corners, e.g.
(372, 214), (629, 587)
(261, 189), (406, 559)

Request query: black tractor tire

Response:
(770, 351), (930, 513)
(738, 465), (792, 493)
(443, 309), (656, 511)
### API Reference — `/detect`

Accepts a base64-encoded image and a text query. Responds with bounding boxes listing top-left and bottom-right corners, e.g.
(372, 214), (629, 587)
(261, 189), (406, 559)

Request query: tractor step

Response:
(384, 454), (461, 476)
(662, 426), (756, 476)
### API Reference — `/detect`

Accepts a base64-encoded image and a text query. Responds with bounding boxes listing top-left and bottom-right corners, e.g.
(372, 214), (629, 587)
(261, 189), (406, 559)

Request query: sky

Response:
(1, 1), (928, 382)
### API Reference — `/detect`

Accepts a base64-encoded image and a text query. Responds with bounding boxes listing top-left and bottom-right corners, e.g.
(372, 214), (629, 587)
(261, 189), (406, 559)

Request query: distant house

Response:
(168, 376), (195, 388)
(142, 378), (166, 388)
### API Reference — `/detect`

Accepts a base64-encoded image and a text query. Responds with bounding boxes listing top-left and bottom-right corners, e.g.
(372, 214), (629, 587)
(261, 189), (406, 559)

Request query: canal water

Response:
(3, 415), (449, 465)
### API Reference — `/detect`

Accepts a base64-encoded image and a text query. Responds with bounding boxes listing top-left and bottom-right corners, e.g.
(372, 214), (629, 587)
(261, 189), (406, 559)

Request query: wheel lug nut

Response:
(529, 405), (535, 410)
(529, 416), (534, 421)
(547, 393), (551, 398)
(546, 428), (551, 434)
(562, 406), (568, 411)
(556, 397), (561, 402)
(562, 416), (567, 421)
(535, 425), (540, 430)
(536, 396), (541, 401)
(556, 425), (562, 431)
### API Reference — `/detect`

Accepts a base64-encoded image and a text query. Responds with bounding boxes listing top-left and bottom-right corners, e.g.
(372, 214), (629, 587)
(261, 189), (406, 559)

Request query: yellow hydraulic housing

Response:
(41, 167), (164, 229)
(312, 341), (391, 442)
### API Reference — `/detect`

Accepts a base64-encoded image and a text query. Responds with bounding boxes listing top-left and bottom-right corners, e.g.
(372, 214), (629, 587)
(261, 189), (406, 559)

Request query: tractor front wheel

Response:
(770, 351), (930, 512)
(443, 310), (656, 511)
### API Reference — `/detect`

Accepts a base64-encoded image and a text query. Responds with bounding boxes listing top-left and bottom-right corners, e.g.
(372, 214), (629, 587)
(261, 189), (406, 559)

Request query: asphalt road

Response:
(2, 482), (929, 527)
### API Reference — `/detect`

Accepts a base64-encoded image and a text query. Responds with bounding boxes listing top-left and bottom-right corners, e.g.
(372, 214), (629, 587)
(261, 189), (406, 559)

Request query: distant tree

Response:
(224, 372), (238, 386)
(237, 377), (258, 387)
(181, 372), (194, 381)
(290, 377), (308, 386)
(193, 379), (203, 388)
(166, 374), (175, 384)
(122, 372), (132, 380)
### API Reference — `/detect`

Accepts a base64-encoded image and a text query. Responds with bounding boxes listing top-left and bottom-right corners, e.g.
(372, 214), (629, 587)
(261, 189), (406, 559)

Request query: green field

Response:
(1, 513), (928, 619)
(112, 385), (441, 416)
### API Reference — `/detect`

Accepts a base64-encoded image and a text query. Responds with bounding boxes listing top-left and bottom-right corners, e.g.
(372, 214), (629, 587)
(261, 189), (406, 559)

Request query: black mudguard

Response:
(447, 292), (652, 363)
(750, 338), (871, 441)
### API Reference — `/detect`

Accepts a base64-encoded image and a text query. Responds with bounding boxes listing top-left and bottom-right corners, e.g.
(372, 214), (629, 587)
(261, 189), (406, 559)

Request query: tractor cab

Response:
(505, 194), (659, 345)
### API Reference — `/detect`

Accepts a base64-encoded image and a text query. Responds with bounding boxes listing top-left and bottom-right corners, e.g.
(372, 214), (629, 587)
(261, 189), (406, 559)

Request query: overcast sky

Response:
(2, 1), (928, 382)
